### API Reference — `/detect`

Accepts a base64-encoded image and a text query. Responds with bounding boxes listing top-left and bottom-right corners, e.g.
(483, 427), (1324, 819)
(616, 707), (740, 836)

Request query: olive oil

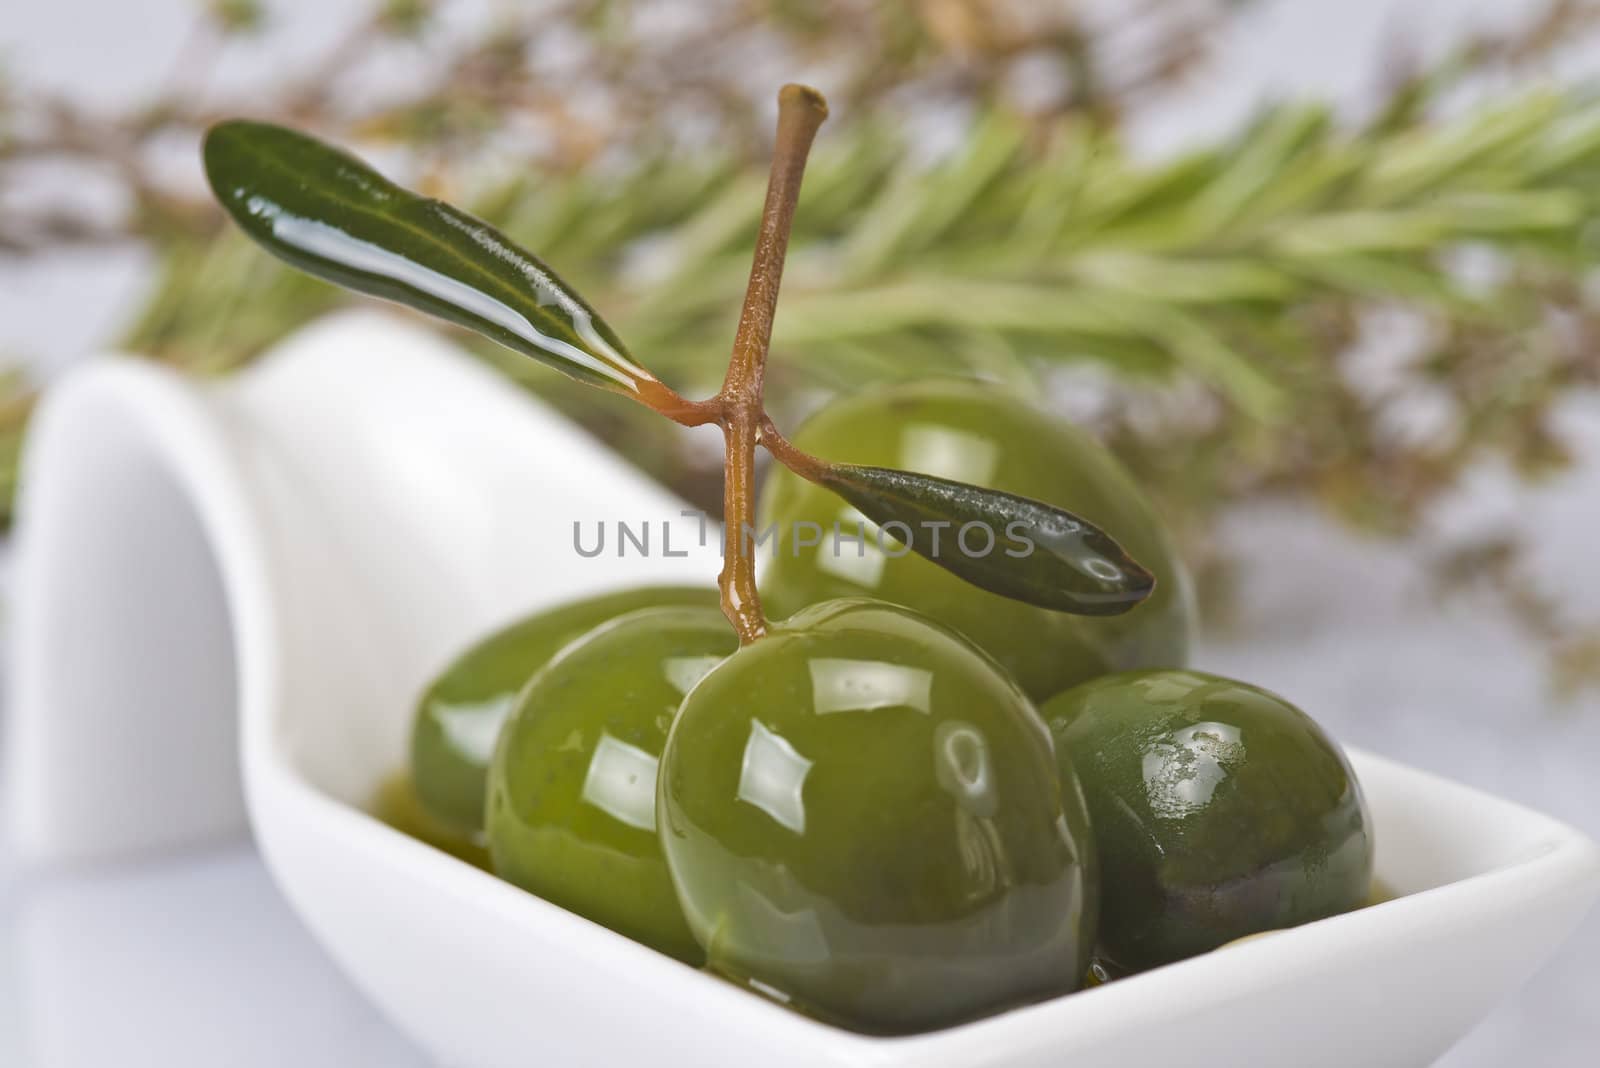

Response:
(372, 771), (492, 871)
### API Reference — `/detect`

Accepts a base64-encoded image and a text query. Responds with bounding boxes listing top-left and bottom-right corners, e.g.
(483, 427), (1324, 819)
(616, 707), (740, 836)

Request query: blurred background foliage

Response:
(4, 0), (1600, 686)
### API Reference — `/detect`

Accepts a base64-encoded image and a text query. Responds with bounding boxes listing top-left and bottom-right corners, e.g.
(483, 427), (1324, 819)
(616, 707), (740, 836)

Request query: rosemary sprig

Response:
(102, 86), (1600, 689)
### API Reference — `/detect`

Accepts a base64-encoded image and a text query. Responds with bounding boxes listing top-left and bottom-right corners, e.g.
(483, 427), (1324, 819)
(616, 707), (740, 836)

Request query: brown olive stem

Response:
(633, 378), (723, 427)
(716, 85), (828, 644)
(759, 415), (832, 485)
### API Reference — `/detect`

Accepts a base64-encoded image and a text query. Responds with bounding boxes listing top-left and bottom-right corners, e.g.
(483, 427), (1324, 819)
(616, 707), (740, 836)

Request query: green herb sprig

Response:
(161, 85), (1600, 685)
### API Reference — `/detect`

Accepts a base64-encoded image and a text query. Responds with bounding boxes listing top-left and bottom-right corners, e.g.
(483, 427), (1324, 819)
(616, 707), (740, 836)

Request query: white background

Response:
(2, 1), (1598, 1065)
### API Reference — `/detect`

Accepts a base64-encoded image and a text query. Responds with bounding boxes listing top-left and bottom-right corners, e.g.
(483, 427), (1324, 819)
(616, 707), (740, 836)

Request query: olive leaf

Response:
(817, 464), (1155, 616)
(202, 120), (653, 396)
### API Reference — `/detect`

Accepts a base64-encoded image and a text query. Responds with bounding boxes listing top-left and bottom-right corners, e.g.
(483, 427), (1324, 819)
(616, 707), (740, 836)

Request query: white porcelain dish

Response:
(7, 313), (1598, 1066)
(262, 745), (1600, 1068)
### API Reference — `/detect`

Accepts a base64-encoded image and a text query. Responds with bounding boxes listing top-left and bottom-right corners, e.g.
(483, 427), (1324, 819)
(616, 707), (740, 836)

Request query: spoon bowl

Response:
(6, 312), (1596, 1066)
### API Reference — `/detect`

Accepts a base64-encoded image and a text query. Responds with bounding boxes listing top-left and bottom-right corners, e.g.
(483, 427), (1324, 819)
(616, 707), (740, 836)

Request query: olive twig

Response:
(710, 84), (829, 644)
(201, 84), (1156, 628)
(758, 415), (831, 484)
(633, 381), (723, 427)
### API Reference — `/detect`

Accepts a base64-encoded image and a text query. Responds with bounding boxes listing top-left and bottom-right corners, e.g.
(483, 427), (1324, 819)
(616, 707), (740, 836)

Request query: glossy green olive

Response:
(1042, 669), (1373, 971)
(659, 599), (1097, 1034)
(411, 586), (716, 839)
(487, 605), (736, 964)
(758, 380), (1195, 703)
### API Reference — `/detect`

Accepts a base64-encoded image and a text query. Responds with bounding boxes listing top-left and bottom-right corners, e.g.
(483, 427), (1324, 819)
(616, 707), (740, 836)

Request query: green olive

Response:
(659, 599), (1097, 1034)
(410, 585), (716, 840)
(758, 380), (1194, 703)
(487, 605), (736, 964)
(1042, 669), (1373, 971)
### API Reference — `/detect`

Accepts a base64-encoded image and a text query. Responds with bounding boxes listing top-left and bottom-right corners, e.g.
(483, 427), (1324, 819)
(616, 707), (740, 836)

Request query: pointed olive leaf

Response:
(202, 120), (654, 396)
(816, 463), (1156, 617)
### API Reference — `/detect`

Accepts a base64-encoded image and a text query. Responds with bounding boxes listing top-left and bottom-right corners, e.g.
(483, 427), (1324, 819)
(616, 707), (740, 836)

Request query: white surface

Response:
(3, 0), (1599, 1065)
(0, 842), (430, 1068)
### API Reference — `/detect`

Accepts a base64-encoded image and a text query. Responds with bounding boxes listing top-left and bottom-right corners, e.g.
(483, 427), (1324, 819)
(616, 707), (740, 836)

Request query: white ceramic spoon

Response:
(5, 312), (1597, 1066)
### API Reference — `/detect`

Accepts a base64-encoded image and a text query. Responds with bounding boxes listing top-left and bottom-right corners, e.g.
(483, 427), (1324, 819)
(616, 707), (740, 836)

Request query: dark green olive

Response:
(487, 605), (736, 964)
(758, 380), (1194, 703)
(658, 599), (1097, 1034)
(1042, 669), (1373, 971)
(411, 586), (716, 840)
